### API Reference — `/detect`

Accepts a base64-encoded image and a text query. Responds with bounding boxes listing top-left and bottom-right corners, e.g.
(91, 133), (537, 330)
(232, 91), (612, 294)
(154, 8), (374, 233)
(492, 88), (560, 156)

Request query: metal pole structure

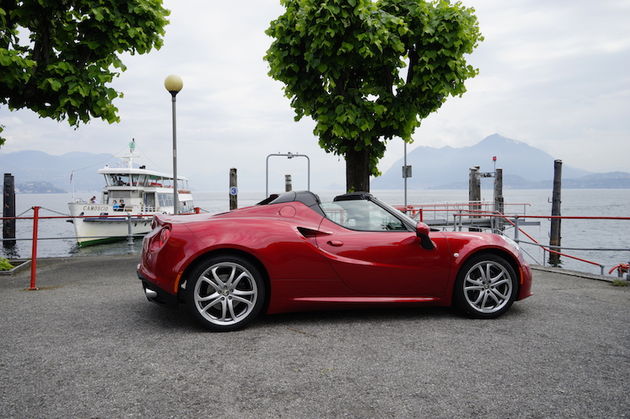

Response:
(404, 141), (407, 209)
(127, 214), (133, 246)
(306, 154), (310, 192)
(265, 154), (270, 198)
(164, 75), (183, 214)
(265, 153), (310, 198)
(171, 94), (178, 215)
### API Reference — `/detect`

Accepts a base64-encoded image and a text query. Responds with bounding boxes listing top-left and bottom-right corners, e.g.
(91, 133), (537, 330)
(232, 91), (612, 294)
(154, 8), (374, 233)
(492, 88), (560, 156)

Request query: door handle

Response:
(327, 240), (343, 247)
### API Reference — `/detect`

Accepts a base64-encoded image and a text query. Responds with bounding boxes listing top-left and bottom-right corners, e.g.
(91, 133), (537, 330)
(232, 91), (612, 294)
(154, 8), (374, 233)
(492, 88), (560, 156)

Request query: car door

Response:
(316, 200), (452, 297)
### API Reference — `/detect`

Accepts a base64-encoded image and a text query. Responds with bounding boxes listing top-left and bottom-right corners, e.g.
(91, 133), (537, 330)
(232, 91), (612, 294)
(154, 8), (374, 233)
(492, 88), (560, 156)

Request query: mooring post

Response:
(127, 214), (133, 246)
(3, 173), (16, 247)
(229, 168), (238, 210)
(29, 206), (40, 290)
(285, 174), (292, 192)
(494, 168), (504, 231)
(468, 166), (481, 231)
(549, 159), (562, 266)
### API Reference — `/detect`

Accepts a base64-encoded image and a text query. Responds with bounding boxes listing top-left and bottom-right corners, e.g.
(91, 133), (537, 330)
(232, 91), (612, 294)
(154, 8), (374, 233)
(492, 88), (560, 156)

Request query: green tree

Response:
(265, 0), (482, 192)
(0, 0), (169, 146)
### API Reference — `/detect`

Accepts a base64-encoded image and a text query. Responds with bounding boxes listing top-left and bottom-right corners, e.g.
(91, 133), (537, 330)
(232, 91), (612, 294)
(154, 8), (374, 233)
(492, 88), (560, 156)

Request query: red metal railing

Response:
(453, 211), (630, 275)
(3, 205), (629, 288)
(1, 206), (202, 290)
(396, 201), (532, 223)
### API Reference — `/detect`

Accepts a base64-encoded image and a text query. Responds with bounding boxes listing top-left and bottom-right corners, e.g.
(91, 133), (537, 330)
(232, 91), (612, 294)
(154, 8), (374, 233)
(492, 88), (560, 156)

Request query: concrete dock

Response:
(1, 255), (629, 418)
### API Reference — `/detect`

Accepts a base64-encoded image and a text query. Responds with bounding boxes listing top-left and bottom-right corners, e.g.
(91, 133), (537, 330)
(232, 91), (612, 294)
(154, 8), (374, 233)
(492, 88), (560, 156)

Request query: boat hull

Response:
(68, 203), (153, 246)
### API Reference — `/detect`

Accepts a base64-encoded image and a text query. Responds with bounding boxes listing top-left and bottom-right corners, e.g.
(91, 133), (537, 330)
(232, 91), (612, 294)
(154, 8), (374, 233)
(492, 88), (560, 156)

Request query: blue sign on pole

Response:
(229, 186), (238, 196)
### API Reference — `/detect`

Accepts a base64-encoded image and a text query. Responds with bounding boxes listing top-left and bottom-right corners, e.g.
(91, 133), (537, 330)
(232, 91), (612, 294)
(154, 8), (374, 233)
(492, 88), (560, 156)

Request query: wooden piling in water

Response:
(549, 160), (562, 266)
(285, 174), (292, 192)
(3, 173), (16, 247)
(229, 168), (238, 210)
(494, 168), (504, 230)
(468, 167), (481, 231)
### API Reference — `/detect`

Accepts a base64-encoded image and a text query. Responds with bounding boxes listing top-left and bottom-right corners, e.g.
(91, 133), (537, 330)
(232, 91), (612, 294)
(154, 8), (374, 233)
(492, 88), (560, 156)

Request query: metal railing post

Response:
(29, 206), (40, 290)
(513, 217), (520, 243)
(127, 214), (134, 245)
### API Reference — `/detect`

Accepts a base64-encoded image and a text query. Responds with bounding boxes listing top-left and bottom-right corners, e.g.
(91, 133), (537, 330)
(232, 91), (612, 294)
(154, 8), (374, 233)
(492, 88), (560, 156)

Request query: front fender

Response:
(442, 232), (529, 304)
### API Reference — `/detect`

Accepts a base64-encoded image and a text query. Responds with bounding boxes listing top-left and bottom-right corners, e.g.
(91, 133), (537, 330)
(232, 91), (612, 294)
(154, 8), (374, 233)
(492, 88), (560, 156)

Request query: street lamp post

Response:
(164, 74), (183, 214)
(402, 140), (412, 209)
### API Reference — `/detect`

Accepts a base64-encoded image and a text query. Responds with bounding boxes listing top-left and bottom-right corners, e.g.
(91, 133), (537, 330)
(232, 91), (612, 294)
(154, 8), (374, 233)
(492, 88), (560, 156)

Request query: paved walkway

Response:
(1, 256), (629, 418)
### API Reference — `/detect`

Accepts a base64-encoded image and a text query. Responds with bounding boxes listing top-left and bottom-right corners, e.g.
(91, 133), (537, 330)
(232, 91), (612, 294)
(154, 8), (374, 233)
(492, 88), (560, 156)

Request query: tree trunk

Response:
(345, 147), (370, 193)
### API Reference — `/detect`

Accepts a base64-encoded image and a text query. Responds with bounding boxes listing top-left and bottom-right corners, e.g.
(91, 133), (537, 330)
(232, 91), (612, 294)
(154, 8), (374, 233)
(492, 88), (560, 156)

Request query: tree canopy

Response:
(265, 0), (482, 192)
(0, 0), (170, 146)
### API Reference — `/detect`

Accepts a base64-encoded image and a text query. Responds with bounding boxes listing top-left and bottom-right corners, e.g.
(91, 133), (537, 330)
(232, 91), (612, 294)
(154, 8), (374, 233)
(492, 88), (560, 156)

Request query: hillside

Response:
(0, 150), (116, 192)
(373, 134), (629, 189)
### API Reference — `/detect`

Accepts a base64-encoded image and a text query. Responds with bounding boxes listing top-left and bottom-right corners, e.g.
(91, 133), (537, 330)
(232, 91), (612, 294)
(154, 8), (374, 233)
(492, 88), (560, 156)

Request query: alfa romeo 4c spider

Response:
(137, 191), (532, 331)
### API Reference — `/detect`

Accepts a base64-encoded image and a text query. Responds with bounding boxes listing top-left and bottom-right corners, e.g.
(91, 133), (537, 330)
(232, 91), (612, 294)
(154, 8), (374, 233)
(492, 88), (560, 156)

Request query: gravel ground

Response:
(1, 256), (628, 418)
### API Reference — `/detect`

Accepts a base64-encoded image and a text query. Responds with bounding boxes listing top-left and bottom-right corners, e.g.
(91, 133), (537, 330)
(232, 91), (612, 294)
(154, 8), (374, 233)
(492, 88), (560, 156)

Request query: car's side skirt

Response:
(293, 296), (439, 303)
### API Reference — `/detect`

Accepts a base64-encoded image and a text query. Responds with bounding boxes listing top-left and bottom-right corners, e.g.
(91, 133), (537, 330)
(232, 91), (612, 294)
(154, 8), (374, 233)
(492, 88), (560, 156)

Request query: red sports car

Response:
(137, 191), (532, 331)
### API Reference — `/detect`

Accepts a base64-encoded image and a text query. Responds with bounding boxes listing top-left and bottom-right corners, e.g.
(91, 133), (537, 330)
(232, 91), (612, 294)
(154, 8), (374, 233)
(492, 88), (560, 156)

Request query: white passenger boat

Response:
(68, 141), (194, 246)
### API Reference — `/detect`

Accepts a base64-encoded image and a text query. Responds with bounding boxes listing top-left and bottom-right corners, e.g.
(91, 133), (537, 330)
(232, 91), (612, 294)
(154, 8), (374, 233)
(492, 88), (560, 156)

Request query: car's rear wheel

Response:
(453, 254), (518, 318)
(185, 255), (265, 331)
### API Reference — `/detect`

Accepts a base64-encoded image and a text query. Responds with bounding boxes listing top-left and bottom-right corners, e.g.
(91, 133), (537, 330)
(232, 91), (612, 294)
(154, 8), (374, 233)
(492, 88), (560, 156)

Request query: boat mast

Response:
(127, 138), (136, 169)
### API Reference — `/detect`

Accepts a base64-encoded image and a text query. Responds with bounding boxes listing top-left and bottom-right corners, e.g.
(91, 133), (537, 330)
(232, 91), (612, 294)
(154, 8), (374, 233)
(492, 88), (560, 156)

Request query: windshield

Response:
(320, 197), (414, 232)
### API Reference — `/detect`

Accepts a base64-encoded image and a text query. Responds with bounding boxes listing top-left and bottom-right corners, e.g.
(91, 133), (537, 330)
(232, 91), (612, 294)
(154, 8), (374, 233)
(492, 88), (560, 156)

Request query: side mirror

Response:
(416, 222), (436, 250)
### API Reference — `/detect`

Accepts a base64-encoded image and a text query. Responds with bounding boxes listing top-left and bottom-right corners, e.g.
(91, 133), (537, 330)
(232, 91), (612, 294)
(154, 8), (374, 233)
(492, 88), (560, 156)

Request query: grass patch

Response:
(611, 279), (629, 287)
(0, 258), (15, 271)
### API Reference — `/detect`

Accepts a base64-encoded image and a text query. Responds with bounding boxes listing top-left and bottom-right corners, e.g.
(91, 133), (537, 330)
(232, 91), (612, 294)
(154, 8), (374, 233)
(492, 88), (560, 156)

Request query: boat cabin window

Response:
(147, 176), (164, 187)
(105, 174), (132, 186)
(144, 192), (156, 210)
(109, 190), (141, 200)
(180, 200), (194, 211)
(157, 193), (174, 207)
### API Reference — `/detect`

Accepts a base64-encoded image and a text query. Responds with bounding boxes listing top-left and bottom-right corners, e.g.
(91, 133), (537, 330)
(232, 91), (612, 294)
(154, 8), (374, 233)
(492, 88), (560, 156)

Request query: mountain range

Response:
(373, 134), (630, 189)
(0, 150), (116, 193)
(1, 134), (628, 192)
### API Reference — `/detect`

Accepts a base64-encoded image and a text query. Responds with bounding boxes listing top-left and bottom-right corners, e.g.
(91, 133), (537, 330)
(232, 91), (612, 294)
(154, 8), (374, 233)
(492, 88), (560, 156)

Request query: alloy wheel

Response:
(463, 260), (513, 314)
(193, 262), (258, 326)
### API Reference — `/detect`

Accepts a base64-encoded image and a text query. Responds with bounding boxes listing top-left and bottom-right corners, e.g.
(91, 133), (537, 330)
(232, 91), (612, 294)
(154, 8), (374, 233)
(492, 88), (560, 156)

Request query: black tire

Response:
(453, 253), (518, 318)
(185, 255), (265, 331)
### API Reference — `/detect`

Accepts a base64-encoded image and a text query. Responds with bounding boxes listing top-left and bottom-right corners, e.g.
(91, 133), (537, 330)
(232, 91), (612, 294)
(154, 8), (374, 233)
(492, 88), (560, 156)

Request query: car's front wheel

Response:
(185, 255), (265, 331)
(453, 254), (518, 318)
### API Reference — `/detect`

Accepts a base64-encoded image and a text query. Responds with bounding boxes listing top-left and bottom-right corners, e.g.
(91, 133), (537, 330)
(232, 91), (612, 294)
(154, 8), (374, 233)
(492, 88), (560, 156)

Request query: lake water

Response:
(1, 189), (629, 276)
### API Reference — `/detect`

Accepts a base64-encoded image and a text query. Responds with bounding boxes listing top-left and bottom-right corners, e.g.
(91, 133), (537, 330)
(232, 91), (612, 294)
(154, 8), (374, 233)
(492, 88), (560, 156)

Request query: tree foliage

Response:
(0, 0), (169, 145)
(265, 0), (482, 192)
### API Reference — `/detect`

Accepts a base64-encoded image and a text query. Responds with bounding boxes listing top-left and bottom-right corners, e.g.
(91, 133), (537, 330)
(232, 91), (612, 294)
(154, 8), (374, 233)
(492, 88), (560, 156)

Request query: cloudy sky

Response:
(1, 0), (629, 192)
